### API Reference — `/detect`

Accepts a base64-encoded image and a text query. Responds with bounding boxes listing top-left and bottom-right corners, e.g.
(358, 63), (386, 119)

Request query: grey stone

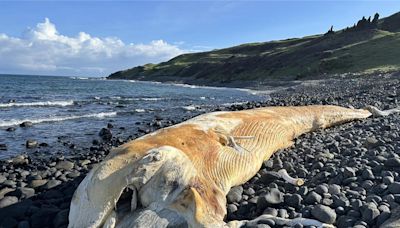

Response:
(285, 194), (302, 208)
(333, 195), (350, 208)
(311, 204), (336, 224)
(12, 155), (29, 165)
(99, 128), (112, 141)
(3, 180), (16, 188)
(0, 175), (6, 184)
(361, 169), (375, 180)
(383, 176), (395, 185)
(66, 171), (80, 178)
(343, 167), (356, 178)
(6, 187), (35, 199)
(263, 188), (284, 204)
(227, 204), (237, 213)
(263, 207), (278, 216)
(257, 189), (283, 210)
(227, 186), (243, 203)
(389, 182), (400, 194)
(79, 159), (91, 166)
(26, 139), (38, 148)
(362, 204), (380, 225)
(244, 187), (255, 196)
(384, 158), (400, 167)
(365, 137), (379, 148)
(43, 180), (62, 190)
(55, 160), (74, 171)
(305, 191), (322, 204)
(29, 179), (48, 188)
(315, 185), (329, 194)
(381, 206), (400, 228)
(0, 196), (18, 208)
(377, 211), (392, 227)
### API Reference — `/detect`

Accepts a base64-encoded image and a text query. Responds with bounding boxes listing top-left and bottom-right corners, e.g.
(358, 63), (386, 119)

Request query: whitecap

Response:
(182, 105), (198, 111)
(0, 112), (117, 127)
(140, 97), (163, 101)
(134, 109), (146, 113)
(0, 100), (74, 108)
(116, 97), (164, 101)
(222, 102), (247, 106)
(110, 96), (122, 99)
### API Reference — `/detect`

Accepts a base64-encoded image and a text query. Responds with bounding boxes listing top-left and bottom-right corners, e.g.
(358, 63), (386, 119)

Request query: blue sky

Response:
(0, 1), (399, 76)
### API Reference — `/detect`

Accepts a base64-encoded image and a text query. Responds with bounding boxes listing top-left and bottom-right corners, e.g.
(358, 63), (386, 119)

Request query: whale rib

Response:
(68, 105), (396, 228)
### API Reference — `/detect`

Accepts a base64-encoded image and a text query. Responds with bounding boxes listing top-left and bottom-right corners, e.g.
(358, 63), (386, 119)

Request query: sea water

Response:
(0, 74), (267, 159)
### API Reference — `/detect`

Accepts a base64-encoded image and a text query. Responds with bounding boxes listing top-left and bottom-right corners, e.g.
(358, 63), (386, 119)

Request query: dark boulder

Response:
(20, 121), (33, 127)
(6, 127), (16, 132)
(311, 204), (337, 224)
(99, 128), (112, 141)
(0, 143), (7, 151)
(26, 139), (38, 148)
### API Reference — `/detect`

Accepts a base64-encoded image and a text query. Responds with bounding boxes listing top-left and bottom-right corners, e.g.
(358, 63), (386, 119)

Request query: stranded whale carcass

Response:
(68, 105), (399, 228)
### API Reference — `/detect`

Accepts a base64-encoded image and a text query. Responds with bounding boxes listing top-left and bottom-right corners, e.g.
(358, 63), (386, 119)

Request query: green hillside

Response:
(108, 12), (400, 84)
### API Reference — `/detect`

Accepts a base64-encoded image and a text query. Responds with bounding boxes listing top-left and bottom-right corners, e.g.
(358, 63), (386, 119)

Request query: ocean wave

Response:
(110, 96), (122, 99)
(110, 97), (164, 101)
(70, 77), (89, 80)
(134, 109), (146, 113)
(140, 97), (164, 101)
(222, 102), (248, 106)
(182, 105), (199, 111)
(0, 111), (117, 127)
(166, 82), (240, 91)
(0, 100), (74, 108)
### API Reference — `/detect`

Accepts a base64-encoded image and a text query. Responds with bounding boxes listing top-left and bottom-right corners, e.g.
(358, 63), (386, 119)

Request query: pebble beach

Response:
(1, 73), (400, 228)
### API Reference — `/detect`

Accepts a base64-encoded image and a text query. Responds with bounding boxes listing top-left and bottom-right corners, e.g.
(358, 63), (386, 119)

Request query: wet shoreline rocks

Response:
(0, 73), (400, 227)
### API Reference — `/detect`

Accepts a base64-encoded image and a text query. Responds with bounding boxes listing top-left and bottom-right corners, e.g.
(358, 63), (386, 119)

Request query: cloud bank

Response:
(0, 18), (186, 76)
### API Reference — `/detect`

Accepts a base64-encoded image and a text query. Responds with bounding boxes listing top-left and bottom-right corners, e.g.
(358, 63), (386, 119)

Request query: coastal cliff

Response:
(107, 12), (400, 85)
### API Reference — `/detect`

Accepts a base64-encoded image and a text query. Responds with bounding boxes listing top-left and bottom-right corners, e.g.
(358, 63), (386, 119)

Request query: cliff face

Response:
(108, 12), (400, 84)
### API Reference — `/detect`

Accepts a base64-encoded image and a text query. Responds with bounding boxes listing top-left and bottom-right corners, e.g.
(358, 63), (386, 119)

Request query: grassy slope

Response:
(108, 12), (400, 83)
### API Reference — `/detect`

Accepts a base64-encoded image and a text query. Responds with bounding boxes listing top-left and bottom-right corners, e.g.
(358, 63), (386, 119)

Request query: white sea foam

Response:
(167, 82), (237, 91)
(0, 112), (117, 127)
(134, 109), (146, 113)
(70, 77), (89, 80)
(0, 100), (74, 108)
(182, 105), (198, 111)
(140, 97), (163, 101)
(112, 97), (164, 101)
(222, 102), (247, 106)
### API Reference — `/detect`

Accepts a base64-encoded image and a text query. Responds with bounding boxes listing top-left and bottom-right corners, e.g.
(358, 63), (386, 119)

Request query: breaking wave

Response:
(182, 105), (198, 111)
(110, 97), (165, 101)
(0, 100), (74, 108)
(0, 112), (117, 127)
(134, 109), (146, 113)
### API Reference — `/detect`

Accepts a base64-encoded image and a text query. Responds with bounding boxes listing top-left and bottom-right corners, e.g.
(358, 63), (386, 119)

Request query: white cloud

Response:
(0, 18), (186, 76)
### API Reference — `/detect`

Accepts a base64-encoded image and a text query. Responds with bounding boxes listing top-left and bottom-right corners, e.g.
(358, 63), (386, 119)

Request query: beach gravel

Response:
(0, 73), (399, 227)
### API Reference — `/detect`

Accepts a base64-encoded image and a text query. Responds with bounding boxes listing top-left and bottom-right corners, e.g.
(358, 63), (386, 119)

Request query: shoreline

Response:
(105, 70), (400, 90)
(1, 73), (400, 227)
